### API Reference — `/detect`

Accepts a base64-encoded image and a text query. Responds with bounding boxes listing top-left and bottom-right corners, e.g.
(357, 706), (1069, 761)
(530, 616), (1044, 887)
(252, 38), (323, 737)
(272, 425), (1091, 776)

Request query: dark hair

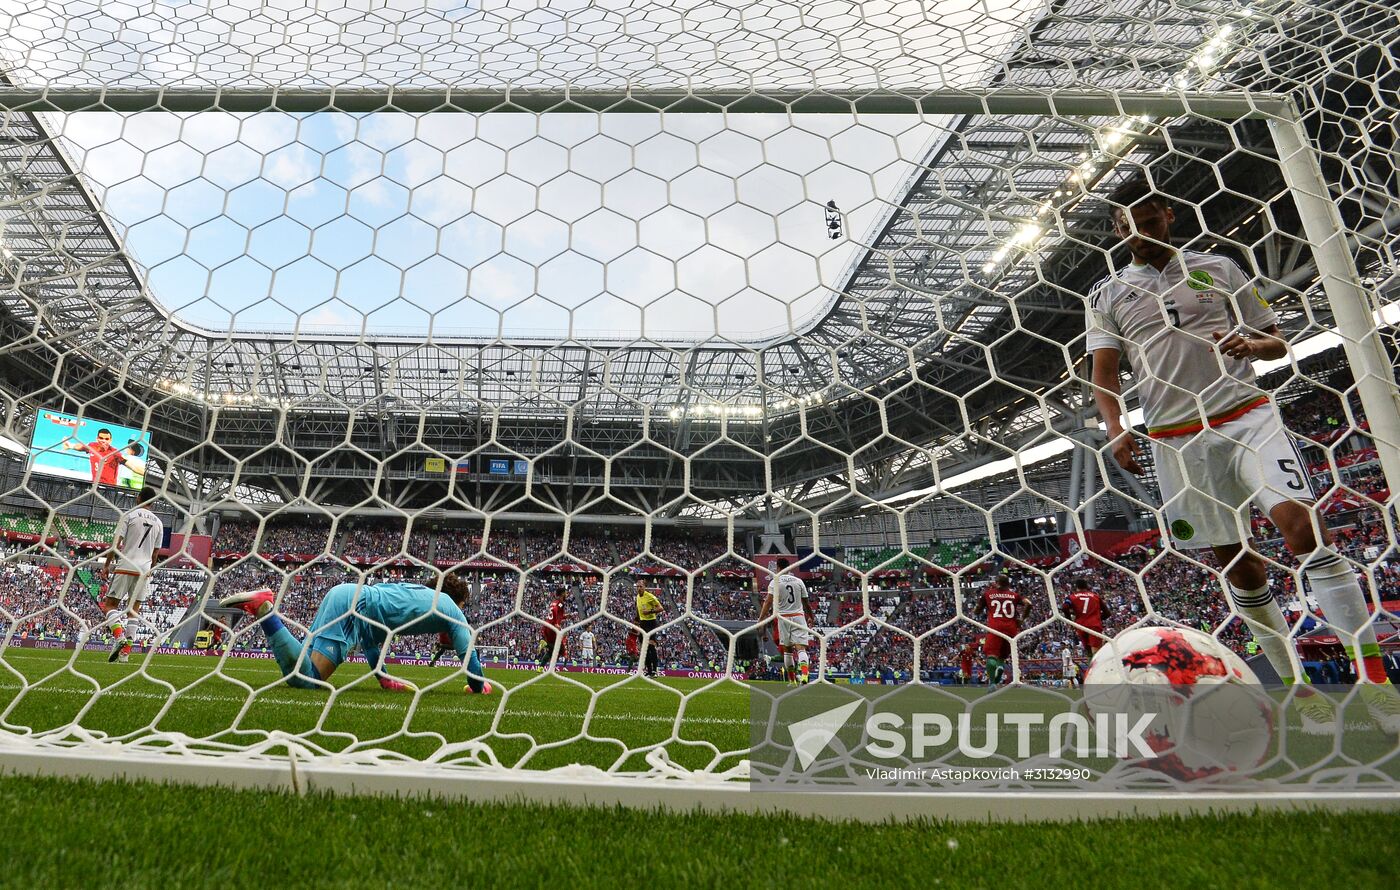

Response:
(442, 572), (471, 604)
(774, 558), (791, 571)
(137, 486), (158, 505)
(125, 441), (144, 457)
(1073, 578), (1090, 590)
(96, 428), (112, 437)
(1107, 178), (1170, 219)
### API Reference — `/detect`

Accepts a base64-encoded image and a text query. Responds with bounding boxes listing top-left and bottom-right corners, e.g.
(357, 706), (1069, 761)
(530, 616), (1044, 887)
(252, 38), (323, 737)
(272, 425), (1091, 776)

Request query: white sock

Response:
(1303, 548), (1382, 676)
(1227, 582), (1298, 682)
(796, 649), (810, 680)
(782, 652), (794, 676)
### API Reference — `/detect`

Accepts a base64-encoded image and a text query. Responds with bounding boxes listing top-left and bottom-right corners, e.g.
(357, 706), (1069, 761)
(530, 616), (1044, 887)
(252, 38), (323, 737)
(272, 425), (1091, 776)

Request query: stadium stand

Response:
(2, 342), (1393, 680)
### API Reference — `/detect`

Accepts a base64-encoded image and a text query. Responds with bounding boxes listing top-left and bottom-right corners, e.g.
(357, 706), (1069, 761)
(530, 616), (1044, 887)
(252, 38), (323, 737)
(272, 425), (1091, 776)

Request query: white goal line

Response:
(0, 740), (1395, 824)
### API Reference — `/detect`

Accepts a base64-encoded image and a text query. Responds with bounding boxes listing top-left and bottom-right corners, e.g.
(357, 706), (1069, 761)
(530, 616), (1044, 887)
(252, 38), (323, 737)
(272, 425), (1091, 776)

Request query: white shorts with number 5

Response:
(778, 613), (812, 648)
(1152, 406), (1312, 548)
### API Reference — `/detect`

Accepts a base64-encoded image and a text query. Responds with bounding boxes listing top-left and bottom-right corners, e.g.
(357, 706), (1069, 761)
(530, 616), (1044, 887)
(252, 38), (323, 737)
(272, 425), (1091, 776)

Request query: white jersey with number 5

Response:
(113, 506), (163, 575)
(1085, 250), (1277, 438)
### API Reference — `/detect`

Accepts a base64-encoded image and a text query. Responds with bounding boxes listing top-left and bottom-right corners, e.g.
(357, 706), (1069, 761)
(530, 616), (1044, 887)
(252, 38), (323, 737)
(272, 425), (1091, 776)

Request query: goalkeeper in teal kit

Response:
(219, 573), (492, 694)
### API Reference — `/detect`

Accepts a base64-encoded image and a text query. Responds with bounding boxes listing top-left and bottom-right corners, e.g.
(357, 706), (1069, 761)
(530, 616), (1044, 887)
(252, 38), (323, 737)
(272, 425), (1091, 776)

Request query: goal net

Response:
(0, 0), (1397, 815)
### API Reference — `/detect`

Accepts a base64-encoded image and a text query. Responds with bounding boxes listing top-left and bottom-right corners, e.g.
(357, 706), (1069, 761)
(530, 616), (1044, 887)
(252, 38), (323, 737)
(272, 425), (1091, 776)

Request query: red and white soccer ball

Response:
(1083, 626), (1274, 780)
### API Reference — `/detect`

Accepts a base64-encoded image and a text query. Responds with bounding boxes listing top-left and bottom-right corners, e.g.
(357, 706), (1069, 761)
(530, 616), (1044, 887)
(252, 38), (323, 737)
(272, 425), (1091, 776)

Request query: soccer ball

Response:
(1083, 626), (1274, 780)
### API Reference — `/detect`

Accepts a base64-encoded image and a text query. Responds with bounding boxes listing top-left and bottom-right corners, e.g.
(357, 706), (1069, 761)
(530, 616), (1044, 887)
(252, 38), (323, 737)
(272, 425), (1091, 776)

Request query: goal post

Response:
(1268, 103), (1400, 495)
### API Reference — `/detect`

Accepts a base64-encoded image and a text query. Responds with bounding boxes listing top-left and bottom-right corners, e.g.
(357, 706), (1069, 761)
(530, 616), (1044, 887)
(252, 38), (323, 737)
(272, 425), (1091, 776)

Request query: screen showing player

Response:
(26, 408), (154, 490)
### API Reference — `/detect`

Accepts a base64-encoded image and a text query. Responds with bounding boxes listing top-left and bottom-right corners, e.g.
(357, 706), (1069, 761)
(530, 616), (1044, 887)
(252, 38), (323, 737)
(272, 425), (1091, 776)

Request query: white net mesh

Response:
(0, 0), (1397, 800)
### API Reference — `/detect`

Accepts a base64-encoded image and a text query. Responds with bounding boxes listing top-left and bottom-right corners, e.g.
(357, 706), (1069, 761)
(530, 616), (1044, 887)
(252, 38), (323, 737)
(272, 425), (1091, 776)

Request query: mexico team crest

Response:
(1186, 270), (1214, 290)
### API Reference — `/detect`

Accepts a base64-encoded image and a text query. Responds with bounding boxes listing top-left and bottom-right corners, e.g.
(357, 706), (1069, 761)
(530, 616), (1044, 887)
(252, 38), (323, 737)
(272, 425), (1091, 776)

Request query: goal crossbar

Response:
(0, 87), (1288, 118)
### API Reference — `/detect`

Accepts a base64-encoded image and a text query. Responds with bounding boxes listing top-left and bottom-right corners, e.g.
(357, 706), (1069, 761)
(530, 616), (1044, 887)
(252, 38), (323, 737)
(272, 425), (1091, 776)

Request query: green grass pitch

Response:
(2, 647), (1399, 887)
(0, 773), (1396, 888)
(2, 647), (1396, 778)
(1, 647), (753, 773)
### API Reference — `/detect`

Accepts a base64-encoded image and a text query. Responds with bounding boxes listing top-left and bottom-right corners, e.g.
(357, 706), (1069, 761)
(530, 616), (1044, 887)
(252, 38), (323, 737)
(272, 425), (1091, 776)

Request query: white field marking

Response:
(0, 660), (752, 726)
(8, 656), (1361, 734)
(3, 677), (1361, 735)
(0, 646), (756, 694)
(0, 651), (752, 698)
(0, 682), (753, 726)
(17, 678), (1332, 739)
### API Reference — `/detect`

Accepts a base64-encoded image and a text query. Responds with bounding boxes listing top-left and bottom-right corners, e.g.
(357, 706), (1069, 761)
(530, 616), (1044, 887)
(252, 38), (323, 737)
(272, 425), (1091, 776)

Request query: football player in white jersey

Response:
(1087, 181), (1400, 733)
(100, 486), (163, 663)
(579, 628), (596, 666)
(1061, 647), (1079, 687)
(758, 558), (813, 684)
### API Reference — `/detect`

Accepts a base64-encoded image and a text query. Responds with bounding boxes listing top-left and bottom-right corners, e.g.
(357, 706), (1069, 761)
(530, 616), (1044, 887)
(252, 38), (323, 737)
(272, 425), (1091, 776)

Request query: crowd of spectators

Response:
(339, 519), (432, 564)
(214, 518), (333, 557)
(434, 526), (485, 564)
(510, 527), (628, 572)
(563, 530), (616, 568)
(5, 506), (1394, 677)
(1, 560), (205, 644)
(1, 346), (1393, 680)
(687, 580), (757, 620)
(141, 570), (207, 636)
(0, 562), (83, 639)
(519, 528), (563, 569)
(206, 520), (761, 580)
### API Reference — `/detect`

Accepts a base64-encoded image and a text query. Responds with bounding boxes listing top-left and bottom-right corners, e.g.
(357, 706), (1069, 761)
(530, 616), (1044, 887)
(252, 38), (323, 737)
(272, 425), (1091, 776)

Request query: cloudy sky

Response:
(51, 110), (942, 339)
(3, 0), (1042, 339)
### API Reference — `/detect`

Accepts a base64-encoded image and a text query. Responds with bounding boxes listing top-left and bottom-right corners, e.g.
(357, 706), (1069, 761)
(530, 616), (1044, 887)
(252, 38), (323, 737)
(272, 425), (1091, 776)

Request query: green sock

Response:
(987, 658), (1003, 684)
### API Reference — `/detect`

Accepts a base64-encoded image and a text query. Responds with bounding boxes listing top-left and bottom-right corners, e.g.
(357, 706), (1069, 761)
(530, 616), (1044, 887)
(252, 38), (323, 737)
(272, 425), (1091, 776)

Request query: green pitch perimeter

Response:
(0, 773), (1396, 889)
(1, 648), (1396, 780)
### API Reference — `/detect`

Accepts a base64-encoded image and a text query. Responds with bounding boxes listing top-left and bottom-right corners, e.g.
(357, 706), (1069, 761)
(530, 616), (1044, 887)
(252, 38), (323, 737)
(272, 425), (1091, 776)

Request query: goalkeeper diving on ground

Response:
(219, 573), (492, 694)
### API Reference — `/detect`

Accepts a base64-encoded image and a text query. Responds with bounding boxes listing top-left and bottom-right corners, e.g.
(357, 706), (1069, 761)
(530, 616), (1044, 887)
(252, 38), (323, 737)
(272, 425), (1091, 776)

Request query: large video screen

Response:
(28, 408), (153, 490)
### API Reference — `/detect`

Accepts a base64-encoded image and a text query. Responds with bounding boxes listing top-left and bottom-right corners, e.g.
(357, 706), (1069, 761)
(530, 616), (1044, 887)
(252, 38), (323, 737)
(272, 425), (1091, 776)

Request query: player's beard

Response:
(1127, 235), (1173, 266)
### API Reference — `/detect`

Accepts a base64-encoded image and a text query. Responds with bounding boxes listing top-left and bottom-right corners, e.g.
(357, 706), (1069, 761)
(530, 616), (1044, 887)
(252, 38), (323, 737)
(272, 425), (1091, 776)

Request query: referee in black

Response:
(634, 578), (665, 677)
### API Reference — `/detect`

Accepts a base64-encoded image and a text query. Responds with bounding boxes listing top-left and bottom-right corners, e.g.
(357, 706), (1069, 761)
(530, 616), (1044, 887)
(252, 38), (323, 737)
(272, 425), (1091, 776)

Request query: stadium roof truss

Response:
(0, 0), (1393, 514)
